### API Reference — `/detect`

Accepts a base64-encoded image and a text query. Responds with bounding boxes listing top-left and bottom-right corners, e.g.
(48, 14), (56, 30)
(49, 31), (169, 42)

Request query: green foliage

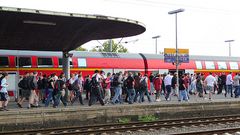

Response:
(138, 115), (158, 122)
(91, 40), (128, 53)
(118, 117), (131, 123)
(75, 46), (87, 51)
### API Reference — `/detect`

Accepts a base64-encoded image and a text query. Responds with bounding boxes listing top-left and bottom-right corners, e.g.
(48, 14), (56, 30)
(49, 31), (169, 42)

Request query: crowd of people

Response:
(0, 70), (239, 111)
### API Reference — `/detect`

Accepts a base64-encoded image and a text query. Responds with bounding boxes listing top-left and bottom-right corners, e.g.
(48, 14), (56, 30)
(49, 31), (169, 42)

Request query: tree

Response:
(75, 46), (88, 51)
(91, 40), (128, 53)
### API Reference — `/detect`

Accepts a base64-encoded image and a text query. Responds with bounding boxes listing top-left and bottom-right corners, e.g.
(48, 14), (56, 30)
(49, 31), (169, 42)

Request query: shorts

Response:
(21, 89), (31, 98)
(0, 92), (9, 101)
(206, 86), (214, 92)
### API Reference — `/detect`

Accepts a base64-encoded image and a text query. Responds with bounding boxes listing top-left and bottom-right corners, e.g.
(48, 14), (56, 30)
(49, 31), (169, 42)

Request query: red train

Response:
(0, 50), (240, 96)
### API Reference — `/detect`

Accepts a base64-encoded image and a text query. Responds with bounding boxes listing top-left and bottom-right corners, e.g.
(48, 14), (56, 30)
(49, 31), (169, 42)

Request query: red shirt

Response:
(153, 77), (162, 91)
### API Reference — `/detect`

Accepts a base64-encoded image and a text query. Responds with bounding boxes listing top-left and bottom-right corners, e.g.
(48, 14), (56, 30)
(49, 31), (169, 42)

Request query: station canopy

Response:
(0, 7), (146, 51)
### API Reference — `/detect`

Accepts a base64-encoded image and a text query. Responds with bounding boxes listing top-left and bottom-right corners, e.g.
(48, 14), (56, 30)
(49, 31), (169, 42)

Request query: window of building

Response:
(58, 58), (73, 67)
(38, 58), (53, 67)
(195, 61), (202, 69)
(0, 57), (9, 67)
(17, 57), (31, 67)
(229, 62), (239, 70)
(217, 62), (227, 69)
(205, 61), (215, 69)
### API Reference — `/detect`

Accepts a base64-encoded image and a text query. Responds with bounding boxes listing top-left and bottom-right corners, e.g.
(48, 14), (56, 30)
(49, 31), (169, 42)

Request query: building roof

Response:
(0, 7), (146, 51)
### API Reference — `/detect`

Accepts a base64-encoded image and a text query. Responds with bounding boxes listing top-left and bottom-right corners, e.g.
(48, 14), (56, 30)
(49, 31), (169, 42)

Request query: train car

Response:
(0, 49), (240, 97)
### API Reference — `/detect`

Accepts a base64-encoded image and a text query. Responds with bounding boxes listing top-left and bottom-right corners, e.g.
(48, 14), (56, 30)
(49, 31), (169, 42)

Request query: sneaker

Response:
(3, 108), (9, 111)
(30, 104), (37, 108)
(209, 98), (213, 101)
(17, 103), (23, 108)
(0, 108), (4, 111)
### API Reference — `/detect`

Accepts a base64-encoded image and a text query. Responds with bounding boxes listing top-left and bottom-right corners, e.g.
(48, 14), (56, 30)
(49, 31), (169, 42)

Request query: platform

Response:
(0, 94), (240, 132)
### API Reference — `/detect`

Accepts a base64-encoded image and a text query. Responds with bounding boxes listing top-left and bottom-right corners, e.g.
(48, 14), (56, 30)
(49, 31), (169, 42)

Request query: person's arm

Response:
(1, 78), (8, 88)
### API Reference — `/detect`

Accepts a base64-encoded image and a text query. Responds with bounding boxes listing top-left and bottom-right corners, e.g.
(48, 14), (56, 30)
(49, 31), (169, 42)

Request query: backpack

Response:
(112, 75), (119, 87)
(54, 80), (61, 91)
(37, 79), (43, 89)
(134, 76), (141, 89)
(27, 76), (35, 90)
(66, 79), (73, 90)
(72, 79), (80, 90)
(91, 75), (99, 87)
(18, 78), (28, 89)
(102, 79), (107, 89)
(126, 76), (134, 89)
(0, 78), (2, 90)
(140, 77), (147, 89)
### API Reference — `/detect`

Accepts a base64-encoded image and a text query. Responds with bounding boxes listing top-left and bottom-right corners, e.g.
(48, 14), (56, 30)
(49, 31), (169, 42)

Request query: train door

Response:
(169, 69), (185, 76)
(6, 72), (19, 100)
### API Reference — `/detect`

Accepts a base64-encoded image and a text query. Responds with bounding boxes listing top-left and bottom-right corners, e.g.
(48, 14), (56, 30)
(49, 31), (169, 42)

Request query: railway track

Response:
(1, 114), (240, 135)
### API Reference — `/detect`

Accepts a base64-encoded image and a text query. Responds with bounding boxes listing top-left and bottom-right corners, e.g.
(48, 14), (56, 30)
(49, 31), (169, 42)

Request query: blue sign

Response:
(164, 54), (189, 63)
(164, 48), (189, 63)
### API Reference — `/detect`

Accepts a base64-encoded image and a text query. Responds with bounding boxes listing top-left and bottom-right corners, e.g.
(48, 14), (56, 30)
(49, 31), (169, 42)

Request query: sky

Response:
(0, 0), (240, 56)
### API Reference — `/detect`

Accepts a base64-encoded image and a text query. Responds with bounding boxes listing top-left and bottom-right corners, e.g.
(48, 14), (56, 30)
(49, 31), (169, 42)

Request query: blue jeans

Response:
(139, 88), (151, 103)
(127, 88), (135, 104)
(45, 88), (53, 107)
(134, 88), (140, 102)
(54, 90), (67, 107)
(226, 85), (233, 97)
(179, 90), (188, 101)
(165, 85), (171, 100)
(234, 85), (240, 97)
(112, 86), (122, 104)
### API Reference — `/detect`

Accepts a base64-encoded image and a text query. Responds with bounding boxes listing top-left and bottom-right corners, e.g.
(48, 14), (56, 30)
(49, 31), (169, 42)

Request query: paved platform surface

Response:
(1, 92), (240, 132)
(5, 92), (240, 111)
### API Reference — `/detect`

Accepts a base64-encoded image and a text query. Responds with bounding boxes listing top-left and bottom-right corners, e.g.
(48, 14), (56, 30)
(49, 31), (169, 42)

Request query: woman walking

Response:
(0, 72), (9, 111)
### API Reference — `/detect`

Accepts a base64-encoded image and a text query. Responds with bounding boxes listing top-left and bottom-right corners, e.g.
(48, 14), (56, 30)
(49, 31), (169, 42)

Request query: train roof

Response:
(0, 50), (239, 61)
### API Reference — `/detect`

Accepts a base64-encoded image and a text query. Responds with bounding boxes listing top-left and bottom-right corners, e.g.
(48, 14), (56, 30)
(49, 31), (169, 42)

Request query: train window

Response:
(195, 61), (202, 69)
(217, 62), (227, 70)
(18, 57), (31, 67)
(78, 58), (87, 67)
(58, 58), (73, 67)
(38, 58), (53, 67)
(0, 57), (9, 67)
(229, 62), (238, 70)
(205, 61), (215, 69)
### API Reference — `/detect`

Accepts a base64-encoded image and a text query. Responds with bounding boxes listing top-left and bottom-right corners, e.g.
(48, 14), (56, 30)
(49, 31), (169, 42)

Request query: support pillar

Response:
(63, 51), (70, 79)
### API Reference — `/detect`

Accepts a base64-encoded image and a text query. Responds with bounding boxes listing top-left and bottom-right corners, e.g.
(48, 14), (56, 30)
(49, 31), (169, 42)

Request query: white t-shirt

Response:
(226, 74), (233, 85)
(204, 75), (216, 87)
(164, 74), (172, 86)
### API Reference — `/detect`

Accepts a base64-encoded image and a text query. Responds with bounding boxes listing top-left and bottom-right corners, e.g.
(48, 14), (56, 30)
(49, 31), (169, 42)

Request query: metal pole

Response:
(229, 42), (231, 57)
(225, 40), (234, 57)
(109, 39), (112, 52)
(175, 14), (179, 94)
(155, 38), (157, 54)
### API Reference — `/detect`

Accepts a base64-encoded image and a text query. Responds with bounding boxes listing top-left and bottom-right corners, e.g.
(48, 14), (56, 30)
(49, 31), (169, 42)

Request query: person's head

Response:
(59, 74), (63, 79)
(119, 71), (123, 75)
(107, 72), (111, 77)
(94, 70), (99, 74)
(128, 72), (133, 77)
(100, 70), (105, 75)
(33, 71), (38, 76)
(1, 72), (8, 79)
(174, 72), (177, 77)
(209, 72), (212, 75)
(137, 72), (141, 76)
